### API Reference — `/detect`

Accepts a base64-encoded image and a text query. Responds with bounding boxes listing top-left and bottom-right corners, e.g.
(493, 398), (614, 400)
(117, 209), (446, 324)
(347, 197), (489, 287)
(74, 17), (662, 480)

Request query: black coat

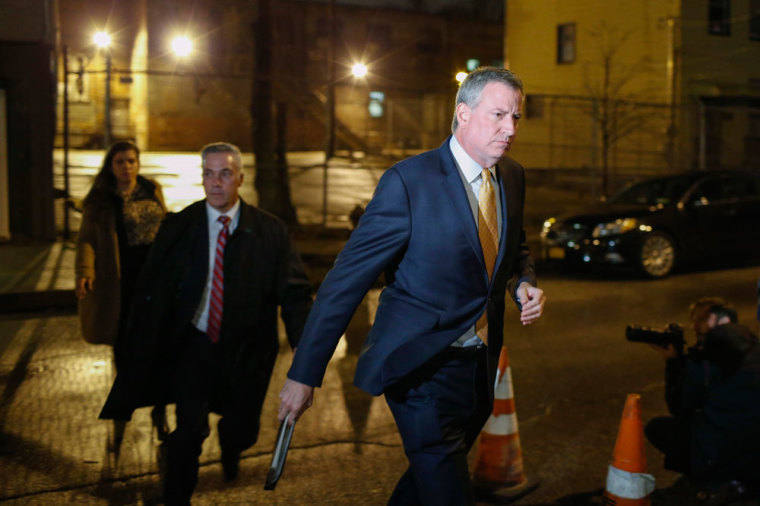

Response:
(100, 199), (312, 420)
(665, 324), (760, 486)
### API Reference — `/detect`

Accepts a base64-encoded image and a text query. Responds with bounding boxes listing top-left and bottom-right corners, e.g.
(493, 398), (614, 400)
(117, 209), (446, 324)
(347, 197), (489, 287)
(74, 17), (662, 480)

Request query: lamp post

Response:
(93, 31), (112, 148)
(62, 45), (71, 240)
(322, 0), (336, 226)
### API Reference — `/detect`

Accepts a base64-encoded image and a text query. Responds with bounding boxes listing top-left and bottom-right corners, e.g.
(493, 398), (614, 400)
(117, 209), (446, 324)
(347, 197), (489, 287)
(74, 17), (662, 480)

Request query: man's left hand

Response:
(517, 282), (545, 325)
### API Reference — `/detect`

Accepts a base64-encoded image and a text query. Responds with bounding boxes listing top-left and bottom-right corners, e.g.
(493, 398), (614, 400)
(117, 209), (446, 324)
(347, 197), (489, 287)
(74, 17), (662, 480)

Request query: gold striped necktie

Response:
(476, 167), (498, 345)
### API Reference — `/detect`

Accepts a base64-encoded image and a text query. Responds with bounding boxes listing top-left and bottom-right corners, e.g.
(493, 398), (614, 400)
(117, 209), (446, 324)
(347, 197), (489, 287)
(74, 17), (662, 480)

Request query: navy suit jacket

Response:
(288, 137), (536, 395)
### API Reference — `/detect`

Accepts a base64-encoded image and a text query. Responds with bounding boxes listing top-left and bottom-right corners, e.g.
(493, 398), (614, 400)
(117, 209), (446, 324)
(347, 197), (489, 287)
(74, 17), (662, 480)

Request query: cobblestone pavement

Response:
(0, 292), (410, 505)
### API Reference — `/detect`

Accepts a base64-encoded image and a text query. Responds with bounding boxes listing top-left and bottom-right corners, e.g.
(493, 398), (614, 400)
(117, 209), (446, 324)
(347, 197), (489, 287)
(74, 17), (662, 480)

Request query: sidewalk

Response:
(1, 151), (384, 312)
(0, 168), (581, 313)
(0, 241), (78, 312)
(0, 291), (406, 505)
(0, 228), (350, 314)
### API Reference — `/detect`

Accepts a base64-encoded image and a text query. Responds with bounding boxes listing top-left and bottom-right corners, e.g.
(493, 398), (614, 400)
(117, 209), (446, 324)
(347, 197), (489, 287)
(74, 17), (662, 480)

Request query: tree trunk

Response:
(276, 101), (297, 224)
(251, 0), (297, 226)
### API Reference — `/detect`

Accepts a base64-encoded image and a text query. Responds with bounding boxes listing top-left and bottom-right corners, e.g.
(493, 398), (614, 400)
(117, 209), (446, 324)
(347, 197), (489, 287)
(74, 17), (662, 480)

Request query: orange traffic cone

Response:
(472, 346), (539, 502)
(603, 394), (655, 505)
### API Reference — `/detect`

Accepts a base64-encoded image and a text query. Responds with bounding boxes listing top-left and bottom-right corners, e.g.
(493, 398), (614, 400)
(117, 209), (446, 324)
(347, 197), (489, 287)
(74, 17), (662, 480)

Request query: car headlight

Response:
(592, 218), (637, 238)
(540, 217), (556, 238)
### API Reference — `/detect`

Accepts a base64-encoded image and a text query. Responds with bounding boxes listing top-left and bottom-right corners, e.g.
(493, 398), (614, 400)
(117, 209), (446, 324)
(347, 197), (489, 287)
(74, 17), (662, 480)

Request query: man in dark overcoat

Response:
(100, 142), (312, 505)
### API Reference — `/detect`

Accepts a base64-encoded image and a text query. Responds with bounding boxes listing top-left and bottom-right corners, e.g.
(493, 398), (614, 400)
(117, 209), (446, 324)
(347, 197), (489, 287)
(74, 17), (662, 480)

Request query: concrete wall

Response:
(0, 0), (58, 241)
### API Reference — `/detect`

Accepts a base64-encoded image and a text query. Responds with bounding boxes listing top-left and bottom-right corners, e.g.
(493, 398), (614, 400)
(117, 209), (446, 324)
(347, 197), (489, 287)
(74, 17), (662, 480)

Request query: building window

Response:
(417, 29), (441, 53)
(557, 23), (576, 64)
(466, 59), (480, 71)
(369, 91), (385, 118)
(746, 114), (760, 169)
(316, 17), (342, 39)
(371, 24), (392, 48)
(708, 0), (731, 36)
(525, 95), (544, 119)
(750, 0), (760, 40)
(61, 55), (90, 103)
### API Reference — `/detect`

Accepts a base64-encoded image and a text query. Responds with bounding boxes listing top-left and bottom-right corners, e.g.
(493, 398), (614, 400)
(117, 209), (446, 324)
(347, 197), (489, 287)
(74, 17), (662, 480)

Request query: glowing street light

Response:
(455, 71), (468, 84)
(351, 62), (368, 78)
(93, 31), (111, 48)
(172, 36), (193, 57)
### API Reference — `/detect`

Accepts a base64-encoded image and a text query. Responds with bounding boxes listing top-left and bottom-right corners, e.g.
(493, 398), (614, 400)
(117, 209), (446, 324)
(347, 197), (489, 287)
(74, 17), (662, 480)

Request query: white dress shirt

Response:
(192, 199), (241, 333)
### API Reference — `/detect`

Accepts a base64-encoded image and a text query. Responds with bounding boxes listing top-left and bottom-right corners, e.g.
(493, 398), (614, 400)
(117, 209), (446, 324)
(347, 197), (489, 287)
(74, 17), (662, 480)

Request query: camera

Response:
(625, 323), (685, 354)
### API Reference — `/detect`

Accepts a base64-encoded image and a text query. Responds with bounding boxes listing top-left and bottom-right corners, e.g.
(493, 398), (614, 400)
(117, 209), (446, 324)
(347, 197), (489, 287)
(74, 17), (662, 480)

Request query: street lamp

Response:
(171, 35), (193, 57)
(351, 62), (368, 78)
(93, 31), (111, 49)
(455, 71), (468, 84)
(94, 31), (112, 148)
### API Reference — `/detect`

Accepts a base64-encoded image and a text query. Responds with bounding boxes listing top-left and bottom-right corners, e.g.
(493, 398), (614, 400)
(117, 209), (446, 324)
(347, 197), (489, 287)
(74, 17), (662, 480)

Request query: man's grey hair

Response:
(451, 67), (524, 133)
(201, 142), (243, 171)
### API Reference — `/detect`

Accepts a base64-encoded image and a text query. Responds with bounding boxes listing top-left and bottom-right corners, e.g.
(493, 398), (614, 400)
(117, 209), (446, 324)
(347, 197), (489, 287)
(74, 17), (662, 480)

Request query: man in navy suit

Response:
(279, 67), (545, 505)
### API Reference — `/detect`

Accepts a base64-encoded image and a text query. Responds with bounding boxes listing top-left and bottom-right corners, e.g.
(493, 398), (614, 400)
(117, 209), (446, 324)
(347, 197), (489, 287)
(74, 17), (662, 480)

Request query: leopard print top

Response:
(121, 183), (165, 246)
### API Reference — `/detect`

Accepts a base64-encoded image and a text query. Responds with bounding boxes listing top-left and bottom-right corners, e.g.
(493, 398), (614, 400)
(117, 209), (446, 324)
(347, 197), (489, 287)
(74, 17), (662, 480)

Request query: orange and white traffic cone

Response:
(603, 393), (655, 505)
(472, 346), (539, 503)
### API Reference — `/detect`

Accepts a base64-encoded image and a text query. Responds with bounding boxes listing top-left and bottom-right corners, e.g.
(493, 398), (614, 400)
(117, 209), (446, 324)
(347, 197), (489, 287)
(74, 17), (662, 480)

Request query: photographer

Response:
(644, 298), (760, 502)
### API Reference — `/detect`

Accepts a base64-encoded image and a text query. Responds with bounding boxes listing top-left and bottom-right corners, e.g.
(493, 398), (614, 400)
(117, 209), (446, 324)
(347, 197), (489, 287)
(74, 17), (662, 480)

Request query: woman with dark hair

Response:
(75, 140), (169, 440)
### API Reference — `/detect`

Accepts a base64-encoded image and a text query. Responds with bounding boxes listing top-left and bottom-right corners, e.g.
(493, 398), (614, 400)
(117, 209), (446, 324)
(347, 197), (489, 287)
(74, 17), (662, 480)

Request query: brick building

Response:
(57, 0), (504, 153)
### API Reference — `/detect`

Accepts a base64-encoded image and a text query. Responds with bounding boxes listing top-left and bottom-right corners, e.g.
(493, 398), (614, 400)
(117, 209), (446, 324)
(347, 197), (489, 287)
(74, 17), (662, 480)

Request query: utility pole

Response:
(666, 16), (680, 171)
(251, 0), (297, 225)
(62, 45), (71, 240)
(104, 51), (112, 148)
(323, 0), (336, 226)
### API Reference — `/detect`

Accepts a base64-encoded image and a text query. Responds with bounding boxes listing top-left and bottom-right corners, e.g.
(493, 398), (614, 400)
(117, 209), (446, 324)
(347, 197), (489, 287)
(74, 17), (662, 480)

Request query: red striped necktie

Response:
(207, 215), (231, 343)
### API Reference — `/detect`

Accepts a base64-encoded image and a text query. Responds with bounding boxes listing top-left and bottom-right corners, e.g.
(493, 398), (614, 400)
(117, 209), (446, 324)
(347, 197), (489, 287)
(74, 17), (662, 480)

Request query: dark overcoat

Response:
(100, 198), (312, 420)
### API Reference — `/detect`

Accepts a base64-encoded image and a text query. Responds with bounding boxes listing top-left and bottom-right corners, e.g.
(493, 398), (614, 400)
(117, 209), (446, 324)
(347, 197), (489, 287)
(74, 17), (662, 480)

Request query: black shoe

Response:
(151, 405), (170, 442)
(221, 448), (241, 482)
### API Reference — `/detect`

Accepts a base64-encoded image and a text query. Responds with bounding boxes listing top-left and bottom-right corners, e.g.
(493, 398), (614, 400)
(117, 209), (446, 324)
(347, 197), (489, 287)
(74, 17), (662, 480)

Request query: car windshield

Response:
(609, 175), (694, 206)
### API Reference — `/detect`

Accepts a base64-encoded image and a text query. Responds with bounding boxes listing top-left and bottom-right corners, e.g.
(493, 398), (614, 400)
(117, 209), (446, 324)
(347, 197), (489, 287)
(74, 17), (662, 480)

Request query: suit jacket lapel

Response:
(228, 199), (259, 251)
(493, 164), (510, 274)
(174, 203), (209, 325)
(438, 139), (485, 272)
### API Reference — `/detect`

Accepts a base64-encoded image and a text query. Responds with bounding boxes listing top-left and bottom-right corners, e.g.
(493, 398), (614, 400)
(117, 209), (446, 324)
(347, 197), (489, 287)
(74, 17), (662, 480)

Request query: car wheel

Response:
(640, 232), (676, 278)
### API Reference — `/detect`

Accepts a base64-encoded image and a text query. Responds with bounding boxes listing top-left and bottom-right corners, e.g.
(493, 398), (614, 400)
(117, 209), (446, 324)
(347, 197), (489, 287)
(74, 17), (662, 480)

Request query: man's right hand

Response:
(278, 378), (314, 425)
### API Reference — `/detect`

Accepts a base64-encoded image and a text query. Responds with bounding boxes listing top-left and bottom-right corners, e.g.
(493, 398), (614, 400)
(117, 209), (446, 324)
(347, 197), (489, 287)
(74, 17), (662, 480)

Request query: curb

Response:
(0, 290), (78, 314)
(0, 247), (52, 294)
